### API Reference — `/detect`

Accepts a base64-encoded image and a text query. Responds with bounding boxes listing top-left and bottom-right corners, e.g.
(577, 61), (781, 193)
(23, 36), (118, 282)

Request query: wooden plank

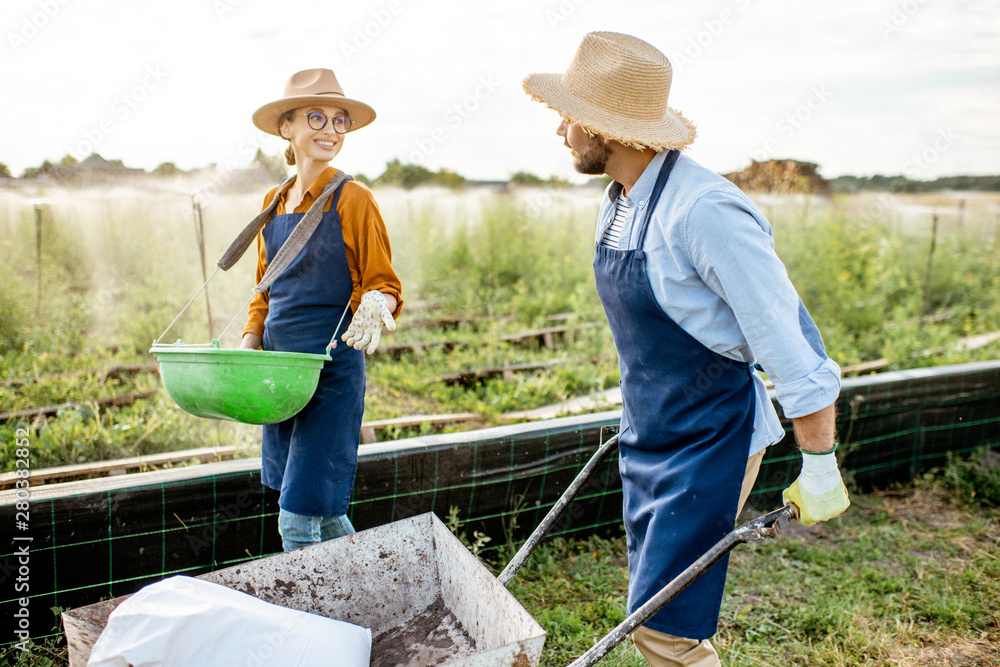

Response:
(434, 359), (571, 387)
(0, 446), (238, 489)
(376, 339), (461, 360)
(403, 300), (444, 312)
(1, 363), (158, 387)
(359, 412), (482, 444)
(501, 322), (600, 347)
(0, 389), (160, 422)
(502, 388), (623, 422)
(405, 314), (515, 331)
(841, 359), (891, 376)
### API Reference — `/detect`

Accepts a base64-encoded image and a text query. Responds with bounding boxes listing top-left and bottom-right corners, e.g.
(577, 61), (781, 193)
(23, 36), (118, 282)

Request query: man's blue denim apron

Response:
(593, 150), (756, 639)
(260, 177), (365, 518)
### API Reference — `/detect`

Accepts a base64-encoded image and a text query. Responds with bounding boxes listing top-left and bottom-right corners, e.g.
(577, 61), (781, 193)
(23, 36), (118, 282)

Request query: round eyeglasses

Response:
(303, 112), (353, 134)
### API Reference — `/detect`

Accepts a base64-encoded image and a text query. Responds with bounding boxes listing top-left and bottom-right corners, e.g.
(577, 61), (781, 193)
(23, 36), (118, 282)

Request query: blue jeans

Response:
(278, 508), (356, 552)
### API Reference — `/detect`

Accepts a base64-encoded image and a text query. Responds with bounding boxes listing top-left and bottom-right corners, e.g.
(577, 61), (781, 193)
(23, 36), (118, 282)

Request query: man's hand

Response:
(341, 291), (396, 355)
(782, 403), (849, 526)
(782, 450), (850, 526)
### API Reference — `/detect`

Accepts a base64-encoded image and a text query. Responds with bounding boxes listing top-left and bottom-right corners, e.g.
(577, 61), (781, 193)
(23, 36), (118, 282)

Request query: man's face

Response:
(557, 119), (611, 175)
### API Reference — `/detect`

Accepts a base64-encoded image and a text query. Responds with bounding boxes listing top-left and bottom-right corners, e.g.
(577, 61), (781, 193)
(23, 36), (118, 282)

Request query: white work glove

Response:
(341, 291), (395, 355)
(782, 448), (851, 527)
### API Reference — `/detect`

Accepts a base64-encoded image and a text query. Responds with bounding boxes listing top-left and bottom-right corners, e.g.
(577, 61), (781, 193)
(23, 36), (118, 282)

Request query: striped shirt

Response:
(600, 190), (630, 249)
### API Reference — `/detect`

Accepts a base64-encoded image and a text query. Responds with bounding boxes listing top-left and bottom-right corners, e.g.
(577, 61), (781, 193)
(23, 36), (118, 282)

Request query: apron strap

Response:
(215, 176), (293, 271)
(255, 171), (351, 294)
(634, 150), (680, 251)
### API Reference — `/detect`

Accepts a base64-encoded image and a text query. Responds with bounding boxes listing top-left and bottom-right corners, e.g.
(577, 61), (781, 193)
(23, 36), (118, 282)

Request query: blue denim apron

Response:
(593, 151), (755, 639)
(260, 178), (365, 517)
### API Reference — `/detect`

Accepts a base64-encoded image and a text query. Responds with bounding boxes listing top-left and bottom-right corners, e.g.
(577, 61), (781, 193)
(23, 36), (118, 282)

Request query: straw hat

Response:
(523, 32), (696, 151)
(253, 68), (376, 136)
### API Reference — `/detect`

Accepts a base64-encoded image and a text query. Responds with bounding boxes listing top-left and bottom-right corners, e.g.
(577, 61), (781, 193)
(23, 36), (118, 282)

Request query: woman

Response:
(241, 68), (402, 551)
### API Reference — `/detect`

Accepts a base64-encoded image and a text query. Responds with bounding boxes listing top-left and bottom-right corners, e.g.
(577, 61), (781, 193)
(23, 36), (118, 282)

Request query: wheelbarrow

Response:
(62, 429), (797, 666)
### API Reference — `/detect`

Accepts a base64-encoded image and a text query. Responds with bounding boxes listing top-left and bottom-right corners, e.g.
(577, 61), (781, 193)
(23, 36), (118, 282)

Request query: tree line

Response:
(2, 155), (997, 192)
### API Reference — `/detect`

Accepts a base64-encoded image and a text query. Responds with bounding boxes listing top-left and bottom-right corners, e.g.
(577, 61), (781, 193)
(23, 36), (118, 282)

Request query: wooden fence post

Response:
(922, 210), (939, 316)
(192, 197), (214, 339)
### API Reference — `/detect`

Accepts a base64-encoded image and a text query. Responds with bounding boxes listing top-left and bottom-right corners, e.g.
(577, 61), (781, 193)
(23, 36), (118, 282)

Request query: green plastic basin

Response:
(149, 343), (331, 425)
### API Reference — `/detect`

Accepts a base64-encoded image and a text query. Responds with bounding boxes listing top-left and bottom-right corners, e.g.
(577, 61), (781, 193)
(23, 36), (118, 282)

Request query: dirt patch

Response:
(371, 595), (477, 667)
(889, 637), (1000, 666)
(512, 650), (532, 667)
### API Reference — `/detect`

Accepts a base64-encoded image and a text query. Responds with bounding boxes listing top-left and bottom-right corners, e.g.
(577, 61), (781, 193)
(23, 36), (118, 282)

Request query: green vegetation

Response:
(830, 173), (1000, 193)
(4, 453), (996, 666)
(510, 171), (571, 188)
(374, 159), (466, 189)
(1, 187), (998, 471)
(502, 451), (1000, 666)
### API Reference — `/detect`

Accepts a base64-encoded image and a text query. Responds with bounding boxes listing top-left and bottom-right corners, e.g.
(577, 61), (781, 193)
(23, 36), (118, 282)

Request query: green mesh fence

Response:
(2, 360), (998, 648)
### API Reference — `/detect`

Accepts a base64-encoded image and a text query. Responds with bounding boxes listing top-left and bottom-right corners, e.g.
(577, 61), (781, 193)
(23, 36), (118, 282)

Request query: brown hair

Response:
(278, 109), (297, 166)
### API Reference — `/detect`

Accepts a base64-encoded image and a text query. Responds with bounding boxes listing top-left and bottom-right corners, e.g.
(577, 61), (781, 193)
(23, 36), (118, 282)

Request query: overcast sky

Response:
(4, 0), (998, 181)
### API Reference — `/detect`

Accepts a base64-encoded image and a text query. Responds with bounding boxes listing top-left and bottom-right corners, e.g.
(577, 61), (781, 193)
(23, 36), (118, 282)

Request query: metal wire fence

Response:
(2, 360), (998, 646)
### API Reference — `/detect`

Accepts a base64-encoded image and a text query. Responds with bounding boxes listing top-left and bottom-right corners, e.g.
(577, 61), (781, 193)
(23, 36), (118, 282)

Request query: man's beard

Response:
(572, 133), (611, 175)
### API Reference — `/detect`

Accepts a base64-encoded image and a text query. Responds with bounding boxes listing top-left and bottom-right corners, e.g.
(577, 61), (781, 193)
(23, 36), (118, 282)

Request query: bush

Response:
(934, 448), (1000, 507)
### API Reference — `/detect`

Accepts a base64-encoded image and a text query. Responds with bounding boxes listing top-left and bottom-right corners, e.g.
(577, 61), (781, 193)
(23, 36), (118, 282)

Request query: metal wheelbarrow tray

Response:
(62, 512), (546, 666)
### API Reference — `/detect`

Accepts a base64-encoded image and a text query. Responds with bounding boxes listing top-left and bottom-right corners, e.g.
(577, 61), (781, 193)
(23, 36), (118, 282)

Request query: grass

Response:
(5, 454), (995, 666)
(502, 452), (1000, 666)
(1, 185), (997, 665)
(0, 186), (998, 469)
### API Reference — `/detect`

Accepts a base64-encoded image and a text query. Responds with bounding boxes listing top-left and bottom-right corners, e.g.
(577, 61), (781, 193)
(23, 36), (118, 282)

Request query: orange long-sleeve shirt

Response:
(242, 167), (403, 339)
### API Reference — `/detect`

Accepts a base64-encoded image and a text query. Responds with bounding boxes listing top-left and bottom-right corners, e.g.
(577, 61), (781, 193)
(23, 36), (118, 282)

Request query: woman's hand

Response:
(241, 333), (262, 350)
(341, 291), (396, 355)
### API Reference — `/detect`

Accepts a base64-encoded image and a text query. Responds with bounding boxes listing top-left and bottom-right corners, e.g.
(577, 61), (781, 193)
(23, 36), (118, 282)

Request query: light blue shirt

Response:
(597, 151), (841, 456)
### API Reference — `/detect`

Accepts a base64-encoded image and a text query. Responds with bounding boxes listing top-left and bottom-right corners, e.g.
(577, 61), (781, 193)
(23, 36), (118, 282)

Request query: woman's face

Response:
(280, 105), (349, 166)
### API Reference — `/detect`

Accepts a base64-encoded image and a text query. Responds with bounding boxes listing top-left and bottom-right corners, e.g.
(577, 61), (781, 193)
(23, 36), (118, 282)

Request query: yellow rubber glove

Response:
(782, 449), (850, 527)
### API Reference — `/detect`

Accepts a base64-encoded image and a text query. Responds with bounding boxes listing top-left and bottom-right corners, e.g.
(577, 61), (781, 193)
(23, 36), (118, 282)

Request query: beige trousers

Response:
(631, 449), (765, 667)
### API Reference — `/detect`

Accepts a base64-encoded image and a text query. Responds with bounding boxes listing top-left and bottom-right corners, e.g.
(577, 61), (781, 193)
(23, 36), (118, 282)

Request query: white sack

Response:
(88, 575), (371, 667)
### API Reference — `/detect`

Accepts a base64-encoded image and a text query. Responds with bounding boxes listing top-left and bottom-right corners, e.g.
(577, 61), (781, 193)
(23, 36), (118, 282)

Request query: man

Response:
(523, 32), (850, 666)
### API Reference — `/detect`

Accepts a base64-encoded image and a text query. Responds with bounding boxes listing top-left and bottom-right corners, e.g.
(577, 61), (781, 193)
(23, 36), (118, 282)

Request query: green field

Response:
(1, 182), (999, 665)
(509, 452), (1000, 666)
(2, 453), (997, 666)
(1, 184), (998, 470)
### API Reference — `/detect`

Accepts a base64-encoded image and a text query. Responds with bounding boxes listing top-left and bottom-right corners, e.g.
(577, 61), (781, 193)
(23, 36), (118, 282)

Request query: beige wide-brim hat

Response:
(523, 31), (696, 151)
(253, 68), (376, 136)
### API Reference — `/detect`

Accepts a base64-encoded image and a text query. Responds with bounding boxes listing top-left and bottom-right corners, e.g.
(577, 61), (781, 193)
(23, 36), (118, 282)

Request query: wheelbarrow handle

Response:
(565, 504), (799, 667)
(498, 431), (620, 588)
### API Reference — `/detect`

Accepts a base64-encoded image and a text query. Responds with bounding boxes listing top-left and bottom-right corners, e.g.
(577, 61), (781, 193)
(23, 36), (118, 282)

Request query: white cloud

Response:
(2, 0), (997, 180)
